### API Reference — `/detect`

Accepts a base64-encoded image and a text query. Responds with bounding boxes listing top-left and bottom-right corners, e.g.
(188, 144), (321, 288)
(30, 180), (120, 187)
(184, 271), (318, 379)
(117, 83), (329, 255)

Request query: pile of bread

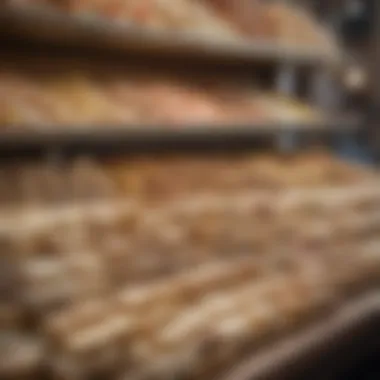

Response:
(0, 0), (339, 130)
(4, 0), (337, 56)
(0, 153), (373, 207)
(0, 66), (323, 129)
(1, 153), (380, 380)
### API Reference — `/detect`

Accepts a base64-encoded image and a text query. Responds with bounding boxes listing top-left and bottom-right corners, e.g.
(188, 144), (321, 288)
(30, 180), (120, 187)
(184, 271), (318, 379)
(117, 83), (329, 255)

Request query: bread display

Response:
(0, 66), (324, 129)
(0, 0), (338, 132)
(4, 0), (240, 42)
(0, 153), (374, 207)
(0, 0), (356, 379)
(0, 153), (379, 379)
(3, 0), (338, 57)
(104, 152), (374, 201)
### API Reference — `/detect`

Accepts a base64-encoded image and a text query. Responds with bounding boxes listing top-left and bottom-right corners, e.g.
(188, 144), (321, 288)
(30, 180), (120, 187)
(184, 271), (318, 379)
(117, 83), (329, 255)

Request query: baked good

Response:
(4, 0), (241, 42)
(0, 66), (324, 129)
(0, 153), (379, 379)
(201, 0), (338, 55)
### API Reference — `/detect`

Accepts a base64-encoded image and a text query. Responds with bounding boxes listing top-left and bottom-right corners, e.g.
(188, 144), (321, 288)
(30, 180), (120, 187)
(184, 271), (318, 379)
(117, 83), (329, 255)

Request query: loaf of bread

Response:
(201, 0), (338, 55)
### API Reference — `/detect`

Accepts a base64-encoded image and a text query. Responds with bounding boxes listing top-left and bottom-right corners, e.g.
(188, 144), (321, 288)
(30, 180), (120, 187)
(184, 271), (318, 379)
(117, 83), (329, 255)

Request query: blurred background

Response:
(0, 1), (380, 380)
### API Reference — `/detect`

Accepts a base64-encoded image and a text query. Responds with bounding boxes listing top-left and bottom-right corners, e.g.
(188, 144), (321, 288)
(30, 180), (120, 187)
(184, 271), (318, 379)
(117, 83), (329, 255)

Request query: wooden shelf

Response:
(0, 119), (360, 158)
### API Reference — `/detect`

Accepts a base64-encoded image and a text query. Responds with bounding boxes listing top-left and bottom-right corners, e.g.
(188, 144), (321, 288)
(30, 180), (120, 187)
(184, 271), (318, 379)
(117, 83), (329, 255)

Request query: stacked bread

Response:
(1, 153), (380, 379)
(104, 152), (373, 200)
(0, 0), (339, 131)
(4, 0), (337, 55)
(0, 67), (323, 129)
(0, 153), (372, 208)
(5, 0), (241, 41)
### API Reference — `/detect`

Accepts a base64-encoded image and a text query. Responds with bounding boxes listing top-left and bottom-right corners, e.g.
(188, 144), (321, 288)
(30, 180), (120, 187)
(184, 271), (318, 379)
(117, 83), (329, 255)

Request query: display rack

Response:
(0, 3), (378, 380)
(0, 2), (351, 154)
(223, 4), (380, 378)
